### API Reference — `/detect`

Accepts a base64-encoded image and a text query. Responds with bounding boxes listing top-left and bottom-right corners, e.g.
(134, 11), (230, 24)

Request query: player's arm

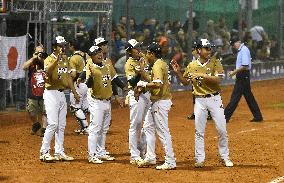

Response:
(196, 59), (224, 85)
(67, 74), (80, 102)
(45, 52), (63, 78)
(137, 63), (164, 90)
(69, 56), (77, 79)
(171, 60), (191, 86)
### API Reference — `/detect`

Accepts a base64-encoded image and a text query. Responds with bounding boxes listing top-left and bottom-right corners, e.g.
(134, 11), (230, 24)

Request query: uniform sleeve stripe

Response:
(152, 79), (163, 84)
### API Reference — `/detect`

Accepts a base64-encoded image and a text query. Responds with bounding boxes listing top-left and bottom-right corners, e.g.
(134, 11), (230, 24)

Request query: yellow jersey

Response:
(125, 56), (151, 89)
(44, 53), (70, 90)
(183, 58), (224, 96)
(86, 58), (116, 99)
(150, 59), (171, 102)
(69, 51), (86, 75)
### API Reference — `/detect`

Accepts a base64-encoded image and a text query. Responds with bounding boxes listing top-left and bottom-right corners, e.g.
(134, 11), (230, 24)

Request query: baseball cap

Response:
(195, 38), (212, 49)
(125, 39), (142, 51)
(147, 42), (162, 58)
(94, 37), (108, 46)
(88, 45), (102, 56)
(52, 36), (67, 46)
(230, 36), (240, 46)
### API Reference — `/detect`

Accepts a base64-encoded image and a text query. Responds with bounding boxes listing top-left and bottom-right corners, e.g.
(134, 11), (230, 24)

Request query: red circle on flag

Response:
(7, 47), (18, 71)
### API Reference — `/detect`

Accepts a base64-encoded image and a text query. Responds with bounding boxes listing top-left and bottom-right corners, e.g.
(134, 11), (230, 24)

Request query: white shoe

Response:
(105, 151), (110, 155)
(130, 157), (143, 165)
(222, 159), (233, 167)
(194, 161), (204, 168)
(98, 154), (115, 161)
(156, 163), (176, 170)
(89, 157), (103, 164)
(137, 158), (156, 167)
(54, 153), (74, 161)
(40, 153), (55, 162)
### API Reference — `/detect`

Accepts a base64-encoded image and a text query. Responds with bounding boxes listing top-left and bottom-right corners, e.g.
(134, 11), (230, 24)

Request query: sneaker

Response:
(89, 157), (103, 164)
(194, 161), (204, 168)
(105, 151), (110, 155)
(98, 154), (115, 161)
(222, 159), (233, 167)
(137, 158), (156, 167)
(54, 153), (74, 161)
(156, 163), (176, 170)
(31, 122), (41, 135)
(40, 153), (55, 162)
(130, 157), (143, 165)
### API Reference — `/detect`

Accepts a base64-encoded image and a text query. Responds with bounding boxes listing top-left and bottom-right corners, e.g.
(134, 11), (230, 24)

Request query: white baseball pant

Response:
(128, 90), (151, 160)
(40, 89), (67, 155)
(87, 94), (111, 158)
(144, 99), (176, 166)
(194, 94), (230, 163)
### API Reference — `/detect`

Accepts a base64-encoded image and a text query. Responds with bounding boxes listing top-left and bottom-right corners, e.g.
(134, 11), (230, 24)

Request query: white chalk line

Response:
(269, 176), (284, 183)
(214, 124), (279, 139)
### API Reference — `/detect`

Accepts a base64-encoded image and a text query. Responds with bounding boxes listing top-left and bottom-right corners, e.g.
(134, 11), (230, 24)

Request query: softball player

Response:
(86, 46), (119, 164)
(40, 36), (80, 162)
(69, 39), (89, 134)
(94, 37), (126, 156)
(137, 42), (176, 170)
(124, 39), (151, 164)
(171, 38), (233, 167)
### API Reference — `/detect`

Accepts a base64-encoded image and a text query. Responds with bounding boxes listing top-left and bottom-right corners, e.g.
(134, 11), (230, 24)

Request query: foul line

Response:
(269, 176), (284, 183)
(214, 124), (279, 139)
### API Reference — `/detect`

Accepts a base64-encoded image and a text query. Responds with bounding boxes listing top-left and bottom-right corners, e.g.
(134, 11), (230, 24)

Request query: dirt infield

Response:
(1, 78), (284, 183)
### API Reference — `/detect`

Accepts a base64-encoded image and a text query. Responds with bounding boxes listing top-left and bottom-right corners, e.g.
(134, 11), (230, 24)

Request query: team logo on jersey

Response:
(102, 74), (111, 87)
(58, 67), (68, 74)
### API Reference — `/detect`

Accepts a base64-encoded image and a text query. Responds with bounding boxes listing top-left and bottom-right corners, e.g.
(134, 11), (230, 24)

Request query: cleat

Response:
(130, 157), (143, 165)
(137, 158), (156, 167)
(40, 153), (55, 162)
(187, 114), (195, 120)
(54, 153), (74, 161)
(98, 154), (115, 161)
(194, 161), (204, 168)
(222, 159), (233, 167)
(89, 157), (103, 164)
(156, 163), (176, 170)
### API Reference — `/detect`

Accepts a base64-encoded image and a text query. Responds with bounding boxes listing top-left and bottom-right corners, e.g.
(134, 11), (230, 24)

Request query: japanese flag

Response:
(0, 35), (26, 79)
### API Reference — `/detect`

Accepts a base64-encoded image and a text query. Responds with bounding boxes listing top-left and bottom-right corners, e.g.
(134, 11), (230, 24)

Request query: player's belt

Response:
(195, 92), (220, 98)
(93, 97), (111, 101)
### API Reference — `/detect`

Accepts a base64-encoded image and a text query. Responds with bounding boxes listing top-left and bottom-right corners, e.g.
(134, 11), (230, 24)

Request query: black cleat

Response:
(187, 114), (195, 120)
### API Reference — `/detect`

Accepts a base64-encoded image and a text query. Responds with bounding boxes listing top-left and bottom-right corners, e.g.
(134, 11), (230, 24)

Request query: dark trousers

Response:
(224, 70), (262, 121)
